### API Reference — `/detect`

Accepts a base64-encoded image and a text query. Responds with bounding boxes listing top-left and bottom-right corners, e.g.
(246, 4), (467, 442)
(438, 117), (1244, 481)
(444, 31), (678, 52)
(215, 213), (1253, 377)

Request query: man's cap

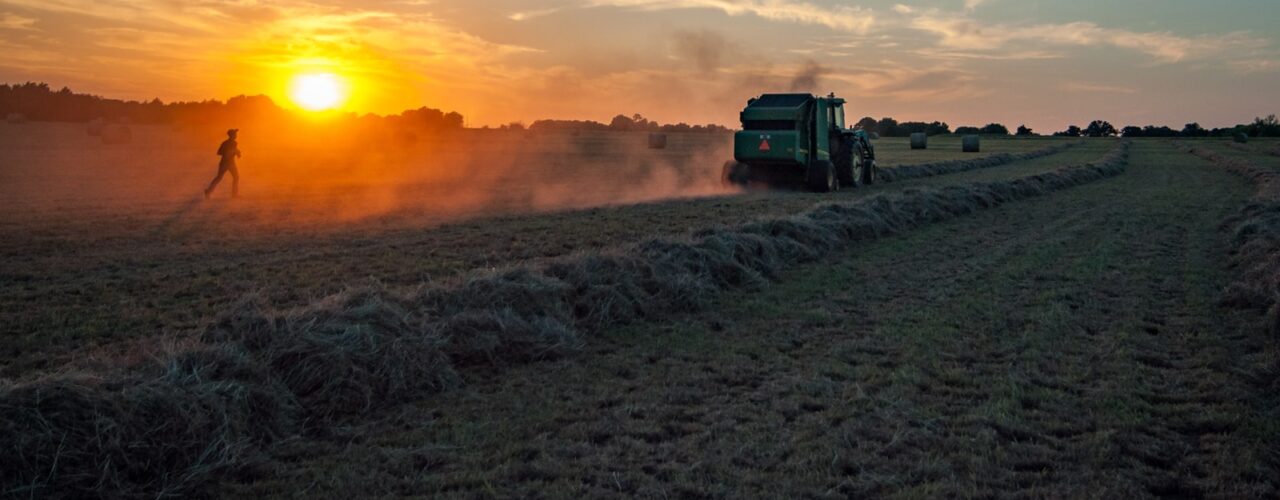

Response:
(227, 128), (239, 135)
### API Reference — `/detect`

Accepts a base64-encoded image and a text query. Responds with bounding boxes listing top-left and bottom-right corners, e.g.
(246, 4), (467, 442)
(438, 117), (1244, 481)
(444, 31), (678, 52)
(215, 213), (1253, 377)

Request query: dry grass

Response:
(879, 140), (1080, 182)
(0, 134), (1093, 378)
(237, 141), (1273, 498)
(1180, 143), (1280, 445)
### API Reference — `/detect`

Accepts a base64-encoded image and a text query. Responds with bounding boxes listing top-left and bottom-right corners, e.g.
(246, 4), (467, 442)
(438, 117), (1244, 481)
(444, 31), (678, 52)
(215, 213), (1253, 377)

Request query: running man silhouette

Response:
(205, 129), (241, 199)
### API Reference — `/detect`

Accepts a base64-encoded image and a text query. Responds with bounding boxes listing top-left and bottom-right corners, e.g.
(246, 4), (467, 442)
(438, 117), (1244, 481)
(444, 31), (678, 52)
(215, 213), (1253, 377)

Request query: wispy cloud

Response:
(905, 12), (1267, 64)
(585, 0), (875, 33)
(0, 12), (37, 30)
(963, 0), (987, 13)
(1059, 82), (1137, 94)
(509, 7), (566, 21)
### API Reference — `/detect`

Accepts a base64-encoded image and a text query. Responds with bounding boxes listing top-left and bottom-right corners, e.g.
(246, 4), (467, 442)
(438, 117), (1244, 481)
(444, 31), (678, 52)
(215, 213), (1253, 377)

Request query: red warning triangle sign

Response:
(759, 138), (771, 152)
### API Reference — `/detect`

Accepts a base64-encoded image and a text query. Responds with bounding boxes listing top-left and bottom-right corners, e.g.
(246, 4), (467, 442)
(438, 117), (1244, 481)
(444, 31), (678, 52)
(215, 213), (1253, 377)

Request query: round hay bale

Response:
(648, 133), (668, 150)
(1234, 133), (1249, 144)
(86, 118), (105, 136)
(101, 125), (133, 145)
(962, 135), (981, 153)
(910, 132), (927, 150)
(5, 113), (25, 124)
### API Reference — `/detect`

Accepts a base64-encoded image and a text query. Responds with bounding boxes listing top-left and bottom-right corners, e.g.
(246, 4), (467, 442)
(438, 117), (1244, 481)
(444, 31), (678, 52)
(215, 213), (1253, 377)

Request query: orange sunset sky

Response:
(0, 0), (1277, 131)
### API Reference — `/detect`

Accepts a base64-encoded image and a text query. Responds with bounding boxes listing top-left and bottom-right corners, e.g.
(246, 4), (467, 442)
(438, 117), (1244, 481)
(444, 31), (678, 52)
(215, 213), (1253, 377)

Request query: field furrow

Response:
(223, 141), (1278, 498)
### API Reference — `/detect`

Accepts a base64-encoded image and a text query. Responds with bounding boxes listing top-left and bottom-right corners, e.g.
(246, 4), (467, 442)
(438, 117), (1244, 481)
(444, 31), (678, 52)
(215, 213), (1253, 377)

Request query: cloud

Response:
(509, 7), (566, 21)
(585, 0), (875, 33)
(1059, 82), (1137, 94)
(1226, 57), (1280, 74)
(0, 12), (38, 30)
(905, 12), (1268, 64)
(962, 0), (987, 12)
(861, 68), (989, 102)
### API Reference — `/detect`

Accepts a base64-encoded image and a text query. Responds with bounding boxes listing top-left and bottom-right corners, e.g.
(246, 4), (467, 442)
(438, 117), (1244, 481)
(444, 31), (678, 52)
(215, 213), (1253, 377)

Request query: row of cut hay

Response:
(1181, 144), (1280, 325)
(1178, 143), (1280, 480)
(1226, 140), (1280, 158)
(877, 140), (1084, 183)
(0, 142), (1130, 498)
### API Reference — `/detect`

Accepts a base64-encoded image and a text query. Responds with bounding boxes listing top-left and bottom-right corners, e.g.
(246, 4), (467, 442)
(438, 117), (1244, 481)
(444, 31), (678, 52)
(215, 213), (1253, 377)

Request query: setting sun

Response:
(288, 73), (347, 111)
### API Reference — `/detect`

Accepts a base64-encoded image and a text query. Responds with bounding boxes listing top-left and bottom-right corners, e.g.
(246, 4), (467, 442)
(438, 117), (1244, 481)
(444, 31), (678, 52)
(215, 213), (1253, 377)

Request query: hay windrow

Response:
(1181, 144), (1280, 324)
(1179, 141), (1280, 480)
(1226, 141), (1280, 158)
(0, 141), (1129, 498)
(878, 140), (1082, 183)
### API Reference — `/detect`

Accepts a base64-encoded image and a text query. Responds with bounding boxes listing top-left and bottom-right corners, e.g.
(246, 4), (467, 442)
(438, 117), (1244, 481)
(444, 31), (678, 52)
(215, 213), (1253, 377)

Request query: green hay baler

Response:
(722, 93), (877, 192)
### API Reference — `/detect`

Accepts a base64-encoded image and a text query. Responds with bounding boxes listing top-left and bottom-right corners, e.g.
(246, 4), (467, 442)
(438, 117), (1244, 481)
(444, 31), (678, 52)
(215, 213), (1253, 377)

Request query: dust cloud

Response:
(0, 122), (736, 236)
(789, 59), (829, 92)
(673, 29), (728, 73)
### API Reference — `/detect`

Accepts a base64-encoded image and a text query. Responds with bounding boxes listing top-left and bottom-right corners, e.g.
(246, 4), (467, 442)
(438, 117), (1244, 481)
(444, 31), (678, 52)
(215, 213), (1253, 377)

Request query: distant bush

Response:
(529, 113), (730, 134)
(1053, 125), (1083, 137)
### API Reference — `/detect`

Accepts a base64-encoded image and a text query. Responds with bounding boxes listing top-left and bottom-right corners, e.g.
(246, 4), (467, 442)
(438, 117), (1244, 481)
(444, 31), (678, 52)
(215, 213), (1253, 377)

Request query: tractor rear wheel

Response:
(807, 160), (836, 193)
(722, 160), (750, 187)
(835, 137), (857, 187)
(860, 159), (878, 185)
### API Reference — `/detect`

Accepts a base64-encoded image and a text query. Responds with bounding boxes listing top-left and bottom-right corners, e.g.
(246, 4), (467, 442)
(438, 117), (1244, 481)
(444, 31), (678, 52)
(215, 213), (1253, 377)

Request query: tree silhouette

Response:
(1015, 125), (1034, 136)
(1181, 122), (1208, 137)
(854, 116), (878, 133)
(980, 123), (1009, 135)
(1084, 120), (1118, 137)
(876, 117), (900, 137)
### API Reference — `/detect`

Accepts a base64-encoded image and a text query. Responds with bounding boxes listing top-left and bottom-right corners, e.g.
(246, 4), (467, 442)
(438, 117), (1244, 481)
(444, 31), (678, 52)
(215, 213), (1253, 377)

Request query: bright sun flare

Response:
(288, 73), (347, 111)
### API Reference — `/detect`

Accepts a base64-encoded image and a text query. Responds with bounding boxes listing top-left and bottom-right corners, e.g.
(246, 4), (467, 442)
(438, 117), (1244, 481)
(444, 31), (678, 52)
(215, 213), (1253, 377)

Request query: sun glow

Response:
(288, 73), (348, 111)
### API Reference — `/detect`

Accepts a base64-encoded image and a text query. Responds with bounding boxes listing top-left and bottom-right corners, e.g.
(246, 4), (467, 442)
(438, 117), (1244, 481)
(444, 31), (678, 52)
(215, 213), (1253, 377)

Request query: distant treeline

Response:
(0, 82), (465, 133)
(6, 82), (1276, 138)
(518, 114), (731, 134)
(856, 115), (1280, 138)
(0, 82), (728, 134)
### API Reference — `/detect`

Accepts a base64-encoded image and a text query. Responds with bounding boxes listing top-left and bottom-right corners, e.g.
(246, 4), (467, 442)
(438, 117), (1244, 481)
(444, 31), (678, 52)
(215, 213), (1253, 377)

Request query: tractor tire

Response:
(806, 160), (836, 193)
(860, 159), (878, 185)
(834, 137), (857, 187)
(722, 160), (750, 187)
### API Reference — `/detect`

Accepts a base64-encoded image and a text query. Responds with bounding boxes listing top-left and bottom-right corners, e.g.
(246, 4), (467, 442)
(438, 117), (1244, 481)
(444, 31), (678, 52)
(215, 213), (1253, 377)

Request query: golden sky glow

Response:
(0, 1), (1277, 131)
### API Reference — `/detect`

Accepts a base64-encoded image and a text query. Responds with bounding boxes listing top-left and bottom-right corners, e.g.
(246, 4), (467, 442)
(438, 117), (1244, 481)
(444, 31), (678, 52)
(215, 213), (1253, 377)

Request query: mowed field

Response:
(2, 123), (1278, 498)
(0, 124), (1074, 375)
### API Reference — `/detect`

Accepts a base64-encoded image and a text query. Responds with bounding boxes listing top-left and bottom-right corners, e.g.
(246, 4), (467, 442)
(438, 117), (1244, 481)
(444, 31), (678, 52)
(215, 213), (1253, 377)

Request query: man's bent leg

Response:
(205, 166), (227, 196)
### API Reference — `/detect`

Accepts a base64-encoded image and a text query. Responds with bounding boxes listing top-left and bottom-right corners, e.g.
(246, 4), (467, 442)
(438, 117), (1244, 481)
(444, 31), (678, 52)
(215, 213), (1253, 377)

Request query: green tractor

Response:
(722, 93), (877, 192)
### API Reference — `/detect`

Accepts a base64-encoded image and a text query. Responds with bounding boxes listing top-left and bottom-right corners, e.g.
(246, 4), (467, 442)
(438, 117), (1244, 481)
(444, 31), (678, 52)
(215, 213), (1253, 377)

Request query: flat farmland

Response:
(1, 126), (1277, 498)
(0, 126), (1082, 374)
(224, 141), (1279, 498)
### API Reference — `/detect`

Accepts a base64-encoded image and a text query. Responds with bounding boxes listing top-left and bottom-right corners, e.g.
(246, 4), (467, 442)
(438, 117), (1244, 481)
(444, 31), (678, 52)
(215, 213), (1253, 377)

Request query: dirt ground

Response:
(223, 141), (1279, 497)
